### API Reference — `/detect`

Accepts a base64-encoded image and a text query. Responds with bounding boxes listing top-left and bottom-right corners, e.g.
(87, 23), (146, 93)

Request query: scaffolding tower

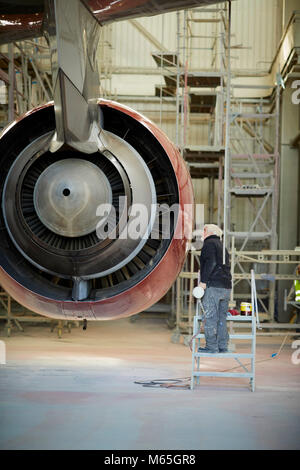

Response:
(168, 3), (285, 338)
(152, 3), (228, 228)
(226, 85), (281, 320)
(0, 39), (52, 128)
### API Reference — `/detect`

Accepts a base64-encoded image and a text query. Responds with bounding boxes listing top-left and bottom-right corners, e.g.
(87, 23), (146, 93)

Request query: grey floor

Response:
(0, 316), (299, 450)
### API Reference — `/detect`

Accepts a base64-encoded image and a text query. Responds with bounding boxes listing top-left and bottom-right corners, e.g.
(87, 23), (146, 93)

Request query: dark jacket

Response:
(200, 235), (232, 289)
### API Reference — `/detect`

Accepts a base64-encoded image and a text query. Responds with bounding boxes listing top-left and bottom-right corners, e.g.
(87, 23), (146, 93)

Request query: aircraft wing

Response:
(0, 0), (225, 44)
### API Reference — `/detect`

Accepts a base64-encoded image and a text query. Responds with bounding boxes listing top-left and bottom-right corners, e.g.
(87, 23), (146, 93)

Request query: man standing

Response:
(198, 224), (232, 353)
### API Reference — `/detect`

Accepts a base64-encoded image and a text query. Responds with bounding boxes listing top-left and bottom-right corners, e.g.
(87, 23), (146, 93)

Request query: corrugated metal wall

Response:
(231, 0), (279, 73)
(109, 0), (279, 95)
(107, 0), (281, 147)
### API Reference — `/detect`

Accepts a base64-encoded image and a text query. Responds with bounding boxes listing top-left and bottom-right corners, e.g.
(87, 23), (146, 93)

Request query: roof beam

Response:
(129, 19), (167, 52)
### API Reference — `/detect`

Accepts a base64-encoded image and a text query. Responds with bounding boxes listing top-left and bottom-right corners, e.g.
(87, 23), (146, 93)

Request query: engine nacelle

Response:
(0, 100), (193, 320)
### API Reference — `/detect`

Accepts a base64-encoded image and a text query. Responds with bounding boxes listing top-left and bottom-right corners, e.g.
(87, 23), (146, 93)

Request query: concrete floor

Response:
(0, 316), (299, 450)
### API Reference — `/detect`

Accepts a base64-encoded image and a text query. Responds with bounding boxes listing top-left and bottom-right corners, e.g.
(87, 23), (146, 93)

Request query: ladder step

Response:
(195, 315), (255, 322)
(192, 371), (253, 378)
(230, 188), (272, 196)
(194, 352), (254, 358)
(230, 334), (253, 339)
(195, 333), (253, 339)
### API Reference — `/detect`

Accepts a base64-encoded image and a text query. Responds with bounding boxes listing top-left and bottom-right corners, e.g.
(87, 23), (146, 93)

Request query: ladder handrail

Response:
(191, 275), (258, 391)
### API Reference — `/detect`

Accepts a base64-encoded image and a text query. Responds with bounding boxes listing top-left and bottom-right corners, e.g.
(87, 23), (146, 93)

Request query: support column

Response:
(278, 86), (300, 321)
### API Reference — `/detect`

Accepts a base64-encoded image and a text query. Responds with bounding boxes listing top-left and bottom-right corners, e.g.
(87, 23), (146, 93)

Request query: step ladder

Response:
(191, 270), (260, 391)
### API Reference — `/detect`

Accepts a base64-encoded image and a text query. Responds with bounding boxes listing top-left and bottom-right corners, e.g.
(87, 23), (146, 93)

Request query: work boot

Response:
(219, 348), (228, 353)
(198, 347), (218, 353)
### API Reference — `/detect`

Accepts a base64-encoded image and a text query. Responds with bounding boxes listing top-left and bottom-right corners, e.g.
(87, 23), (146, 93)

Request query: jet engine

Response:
(0, 100), (194, 320)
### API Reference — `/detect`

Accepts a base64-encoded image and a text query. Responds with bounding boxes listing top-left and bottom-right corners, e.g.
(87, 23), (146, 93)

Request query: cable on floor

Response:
(134, 334), (290, 389)
(134, 377), (190, 388)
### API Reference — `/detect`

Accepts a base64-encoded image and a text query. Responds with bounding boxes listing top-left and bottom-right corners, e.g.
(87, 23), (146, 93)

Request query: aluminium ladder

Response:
(191, 270), (259, 391)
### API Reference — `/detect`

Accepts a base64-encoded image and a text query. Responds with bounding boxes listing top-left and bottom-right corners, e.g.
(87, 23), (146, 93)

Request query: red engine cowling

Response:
(0, 100), (193, 320)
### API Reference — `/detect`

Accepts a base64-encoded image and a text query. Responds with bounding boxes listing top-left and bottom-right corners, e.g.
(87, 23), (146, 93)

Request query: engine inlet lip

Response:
(0, 103), (184, 306)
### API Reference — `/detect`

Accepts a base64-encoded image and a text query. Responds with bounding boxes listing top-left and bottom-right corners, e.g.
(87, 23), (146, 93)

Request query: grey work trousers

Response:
(201, 286), (231, 351)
